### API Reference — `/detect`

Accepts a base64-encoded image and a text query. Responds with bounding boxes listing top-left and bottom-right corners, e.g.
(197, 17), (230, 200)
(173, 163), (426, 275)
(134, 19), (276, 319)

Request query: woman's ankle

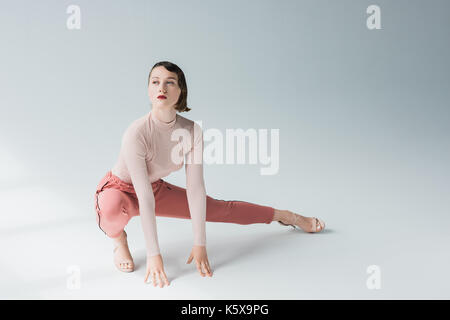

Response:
(111, 230), (126, 243)
(273, 209), (288, 222)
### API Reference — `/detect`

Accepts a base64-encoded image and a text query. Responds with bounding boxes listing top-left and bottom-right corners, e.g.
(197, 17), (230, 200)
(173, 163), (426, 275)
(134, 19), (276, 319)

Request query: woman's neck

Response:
(151, 107), (177, 123)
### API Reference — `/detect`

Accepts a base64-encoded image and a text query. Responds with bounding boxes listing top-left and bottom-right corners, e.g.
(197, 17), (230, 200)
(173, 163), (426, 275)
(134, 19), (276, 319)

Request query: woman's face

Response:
(148, 66), (181, 110)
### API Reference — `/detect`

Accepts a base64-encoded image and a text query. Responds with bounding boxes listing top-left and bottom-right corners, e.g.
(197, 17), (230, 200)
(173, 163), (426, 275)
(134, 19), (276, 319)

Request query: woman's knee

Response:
(97, 189), (127, 221)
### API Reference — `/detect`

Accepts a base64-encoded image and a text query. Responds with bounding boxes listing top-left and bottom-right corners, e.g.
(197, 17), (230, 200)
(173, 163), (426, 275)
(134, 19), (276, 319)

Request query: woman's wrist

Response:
(147, 252), (161, 258)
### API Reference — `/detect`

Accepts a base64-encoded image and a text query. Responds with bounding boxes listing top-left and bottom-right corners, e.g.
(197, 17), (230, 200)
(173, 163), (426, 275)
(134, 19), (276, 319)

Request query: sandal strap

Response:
(291, 212), (300, 226)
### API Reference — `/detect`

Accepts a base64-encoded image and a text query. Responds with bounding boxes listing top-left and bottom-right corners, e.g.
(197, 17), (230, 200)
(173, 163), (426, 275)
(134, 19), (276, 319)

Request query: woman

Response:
(93, 61), (325, 288)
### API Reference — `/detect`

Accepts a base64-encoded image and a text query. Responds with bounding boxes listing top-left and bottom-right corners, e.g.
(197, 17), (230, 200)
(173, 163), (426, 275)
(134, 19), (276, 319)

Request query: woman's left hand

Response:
(186, 245), (213, 277)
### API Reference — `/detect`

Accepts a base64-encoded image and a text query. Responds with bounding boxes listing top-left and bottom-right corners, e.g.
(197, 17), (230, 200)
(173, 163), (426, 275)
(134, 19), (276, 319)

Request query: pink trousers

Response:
(94, 171), (275, 238)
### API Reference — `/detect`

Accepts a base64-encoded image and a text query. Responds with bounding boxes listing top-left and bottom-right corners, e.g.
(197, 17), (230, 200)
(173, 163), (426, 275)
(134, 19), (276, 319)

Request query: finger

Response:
(196, 262), (205, 277)
(162, 271), (170, 286)
(152, 272), (157, 287)
(204, 261), (213, 276)
(186, 254), (193, 264)
(202, 261), (211, 276)
(157, 272), (164, 288)
(144, 270), (150, 283)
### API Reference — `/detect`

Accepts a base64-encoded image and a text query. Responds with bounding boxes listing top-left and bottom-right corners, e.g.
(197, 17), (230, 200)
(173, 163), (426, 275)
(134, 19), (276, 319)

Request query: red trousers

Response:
(94, 171), (275, 238)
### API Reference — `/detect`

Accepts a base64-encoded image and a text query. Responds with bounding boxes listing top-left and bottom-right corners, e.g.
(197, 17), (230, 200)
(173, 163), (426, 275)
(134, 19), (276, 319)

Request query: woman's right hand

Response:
(144, 254), (170, 287)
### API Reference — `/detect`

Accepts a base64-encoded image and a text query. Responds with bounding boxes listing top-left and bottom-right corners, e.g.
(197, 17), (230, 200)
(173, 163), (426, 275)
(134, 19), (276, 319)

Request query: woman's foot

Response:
(276, 210), (325, 233)
(112, 230), (135, 272)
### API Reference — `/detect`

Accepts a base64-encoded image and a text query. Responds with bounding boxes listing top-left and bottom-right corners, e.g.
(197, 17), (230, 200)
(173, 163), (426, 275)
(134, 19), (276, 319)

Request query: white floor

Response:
(1, 182), (449, 300)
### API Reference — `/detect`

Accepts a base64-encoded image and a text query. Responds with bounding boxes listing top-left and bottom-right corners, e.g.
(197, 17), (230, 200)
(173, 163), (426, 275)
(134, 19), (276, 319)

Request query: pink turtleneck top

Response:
(111, 110), (206, 257)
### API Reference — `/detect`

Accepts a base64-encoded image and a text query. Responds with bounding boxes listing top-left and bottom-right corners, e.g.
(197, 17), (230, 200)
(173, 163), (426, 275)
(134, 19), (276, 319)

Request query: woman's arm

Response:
(185, 122), (207, 247)
(121, 126), (161, 257)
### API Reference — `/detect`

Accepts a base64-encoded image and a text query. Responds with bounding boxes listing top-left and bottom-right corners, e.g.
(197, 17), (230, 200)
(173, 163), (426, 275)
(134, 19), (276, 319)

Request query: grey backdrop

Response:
(1, 0), (449, 299)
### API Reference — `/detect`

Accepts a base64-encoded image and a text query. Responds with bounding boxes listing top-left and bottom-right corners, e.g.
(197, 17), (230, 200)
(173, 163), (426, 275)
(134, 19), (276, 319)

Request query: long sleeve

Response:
(185, 122), (207, 247)
(121, 127), (161, 257)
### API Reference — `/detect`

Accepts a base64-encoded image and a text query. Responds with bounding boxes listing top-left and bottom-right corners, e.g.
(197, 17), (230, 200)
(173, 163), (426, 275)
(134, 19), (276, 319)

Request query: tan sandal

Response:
(113, 230), (135, 272)
(278, 212), (325, 233)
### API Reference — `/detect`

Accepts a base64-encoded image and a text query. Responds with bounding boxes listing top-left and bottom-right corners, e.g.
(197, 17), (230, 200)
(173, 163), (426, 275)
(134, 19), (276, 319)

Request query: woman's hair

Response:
(148, 61), (191, 112)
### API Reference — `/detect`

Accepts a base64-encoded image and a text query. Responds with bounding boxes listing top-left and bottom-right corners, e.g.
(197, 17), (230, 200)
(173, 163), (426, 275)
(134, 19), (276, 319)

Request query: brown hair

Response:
(148, 61), (191, 112)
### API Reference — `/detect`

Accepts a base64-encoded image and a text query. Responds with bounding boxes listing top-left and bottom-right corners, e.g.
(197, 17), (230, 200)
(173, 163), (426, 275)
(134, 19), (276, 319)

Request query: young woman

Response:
(93, 61), (325, 288)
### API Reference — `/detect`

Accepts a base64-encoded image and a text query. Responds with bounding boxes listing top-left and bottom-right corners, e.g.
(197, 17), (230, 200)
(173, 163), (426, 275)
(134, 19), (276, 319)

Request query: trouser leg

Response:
(154, 180), (275, 224)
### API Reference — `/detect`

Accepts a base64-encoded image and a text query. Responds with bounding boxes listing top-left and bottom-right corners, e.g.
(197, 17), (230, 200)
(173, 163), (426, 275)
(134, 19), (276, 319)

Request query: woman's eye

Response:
(152, 81), (174, 84)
